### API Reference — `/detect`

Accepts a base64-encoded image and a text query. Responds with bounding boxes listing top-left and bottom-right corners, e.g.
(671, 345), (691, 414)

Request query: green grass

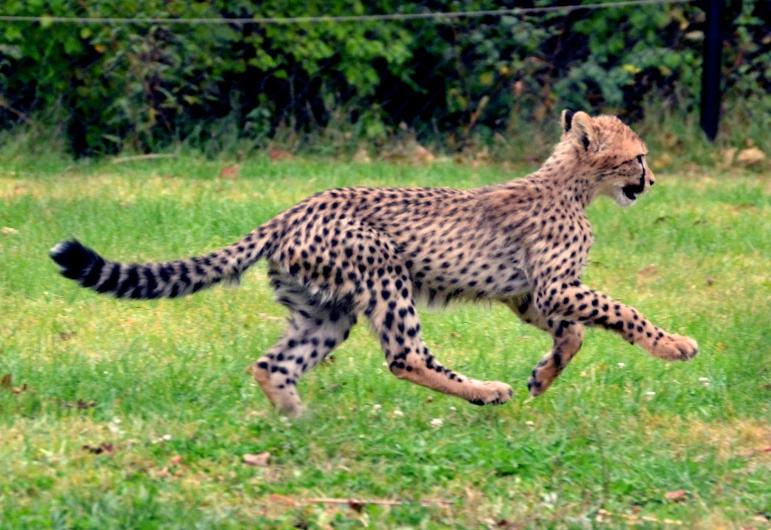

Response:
(1, 154), (770, 529)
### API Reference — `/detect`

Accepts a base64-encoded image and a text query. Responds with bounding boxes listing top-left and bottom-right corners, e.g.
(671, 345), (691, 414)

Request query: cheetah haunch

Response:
(51, 111), (698, 417)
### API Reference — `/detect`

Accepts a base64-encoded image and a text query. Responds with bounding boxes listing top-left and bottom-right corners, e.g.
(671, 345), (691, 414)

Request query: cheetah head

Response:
(561, 110), (655, 207)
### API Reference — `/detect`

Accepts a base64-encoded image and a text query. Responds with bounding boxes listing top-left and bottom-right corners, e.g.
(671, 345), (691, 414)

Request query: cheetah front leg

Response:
(505, 294), (585, 397)
(535, 282), (698, 362)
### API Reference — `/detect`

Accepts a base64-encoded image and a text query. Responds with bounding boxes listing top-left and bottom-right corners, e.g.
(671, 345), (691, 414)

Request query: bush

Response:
(0, 0), (768, 155)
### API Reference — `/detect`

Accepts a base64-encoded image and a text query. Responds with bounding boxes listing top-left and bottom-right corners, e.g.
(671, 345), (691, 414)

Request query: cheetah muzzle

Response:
(50, 110), (698, 418)
(621, 173), (646, 202)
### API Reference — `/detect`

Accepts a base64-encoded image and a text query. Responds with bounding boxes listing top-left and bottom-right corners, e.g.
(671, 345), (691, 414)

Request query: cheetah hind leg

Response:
(250, 276), (356, 417)
(365, 282), (512, 406)
(251, 309), (354, 417)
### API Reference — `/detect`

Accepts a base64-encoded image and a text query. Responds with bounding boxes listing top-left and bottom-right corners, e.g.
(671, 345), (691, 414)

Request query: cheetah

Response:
(50, 110), (698, 417)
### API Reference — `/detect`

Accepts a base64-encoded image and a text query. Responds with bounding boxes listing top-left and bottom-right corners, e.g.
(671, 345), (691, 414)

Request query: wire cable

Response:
(0, 0), (699, 25)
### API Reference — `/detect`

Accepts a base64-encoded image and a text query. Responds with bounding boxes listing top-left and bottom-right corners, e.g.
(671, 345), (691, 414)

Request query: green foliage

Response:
(0, 0), (768, 155)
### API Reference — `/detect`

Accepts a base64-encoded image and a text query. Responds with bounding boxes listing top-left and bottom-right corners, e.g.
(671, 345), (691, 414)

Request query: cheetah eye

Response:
(636, 155), (643, 165)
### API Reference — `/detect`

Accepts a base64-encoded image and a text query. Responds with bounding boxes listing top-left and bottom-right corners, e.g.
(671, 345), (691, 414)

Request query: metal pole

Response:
(700, 0), (724, 141)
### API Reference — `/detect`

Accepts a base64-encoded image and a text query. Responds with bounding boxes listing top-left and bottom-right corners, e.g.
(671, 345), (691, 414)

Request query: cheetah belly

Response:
(409, 264), (531, 306)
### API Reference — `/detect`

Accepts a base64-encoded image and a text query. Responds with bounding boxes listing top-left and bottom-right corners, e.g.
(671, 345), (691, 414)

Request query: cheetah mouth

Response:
(621, 175), (646, 201)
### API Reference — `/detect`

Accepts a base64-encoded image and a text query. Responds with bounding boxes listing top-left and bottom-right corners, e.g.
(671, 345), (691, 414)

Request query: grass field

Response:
(1, 154), (769, 529)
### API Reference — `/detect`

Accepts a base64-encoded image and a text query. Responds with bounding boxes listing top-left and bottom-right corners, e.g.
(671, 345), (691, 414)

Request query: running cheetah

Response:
(51, 110), (699, 417)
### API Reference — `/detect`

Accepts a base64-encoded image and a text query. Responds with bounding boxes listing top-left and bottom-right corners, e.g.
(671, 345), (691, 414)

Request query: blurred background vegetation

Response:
(0, 0), (768, 162)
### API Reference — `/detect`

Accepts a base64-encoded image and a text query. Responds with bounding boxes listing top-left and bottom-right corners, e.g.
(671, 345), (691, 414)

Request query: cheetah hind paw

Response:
(467, 381), (513, 406)
(651, 333), (699, 361)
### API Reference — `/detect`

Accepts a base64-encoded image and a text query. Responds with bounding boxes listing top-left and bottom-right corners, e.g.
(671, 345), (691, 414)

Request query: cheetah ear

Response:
(570, 111), (597, 151)
(561, 109), (574, 134)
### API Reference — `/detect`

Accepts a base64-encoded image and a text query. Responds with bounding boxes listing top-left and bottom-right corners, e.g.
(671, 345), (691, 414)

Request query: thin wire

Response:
(0, 0), (699, 25)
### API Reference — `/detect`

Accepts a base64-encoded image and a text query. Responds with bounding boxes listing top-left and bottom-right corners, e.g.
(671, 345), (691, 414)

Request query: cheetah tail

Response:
(49, 224), (276, 300)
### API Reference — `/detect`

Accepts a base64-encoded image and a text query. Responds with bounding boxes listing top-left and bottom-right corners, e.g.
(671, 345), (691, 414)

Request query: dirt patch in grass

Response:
(653, 415), (771, 462)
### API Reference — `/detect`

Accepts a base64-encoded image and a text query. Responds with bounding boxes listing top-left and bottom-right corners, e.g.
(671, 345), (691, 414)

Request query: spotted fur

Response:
(51, 111), (698, 417)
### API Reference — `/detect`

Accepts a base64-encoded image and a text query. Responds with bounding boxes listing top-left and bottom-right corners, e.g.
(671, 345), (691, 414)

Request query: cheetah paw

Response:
(651, 333), (699, 361)
(527, 371), (550, 398)
(527, 361), (560, 397)
(467, 381), (513, 406)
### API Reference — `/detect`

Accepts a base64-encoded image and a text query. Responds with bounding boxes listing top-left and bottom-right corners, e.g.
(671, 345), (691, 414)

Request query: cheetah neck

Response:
(518, 143), (596, 209)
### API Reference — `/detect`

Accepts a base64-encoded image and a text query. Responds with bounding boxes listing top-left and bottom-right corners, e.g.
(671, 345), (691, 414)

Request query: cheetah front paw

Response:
(527, 356), (563, 397)
(650, 333), (699, 361)
(467, 381), (513, 406)
(527, 370), (550, 398)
